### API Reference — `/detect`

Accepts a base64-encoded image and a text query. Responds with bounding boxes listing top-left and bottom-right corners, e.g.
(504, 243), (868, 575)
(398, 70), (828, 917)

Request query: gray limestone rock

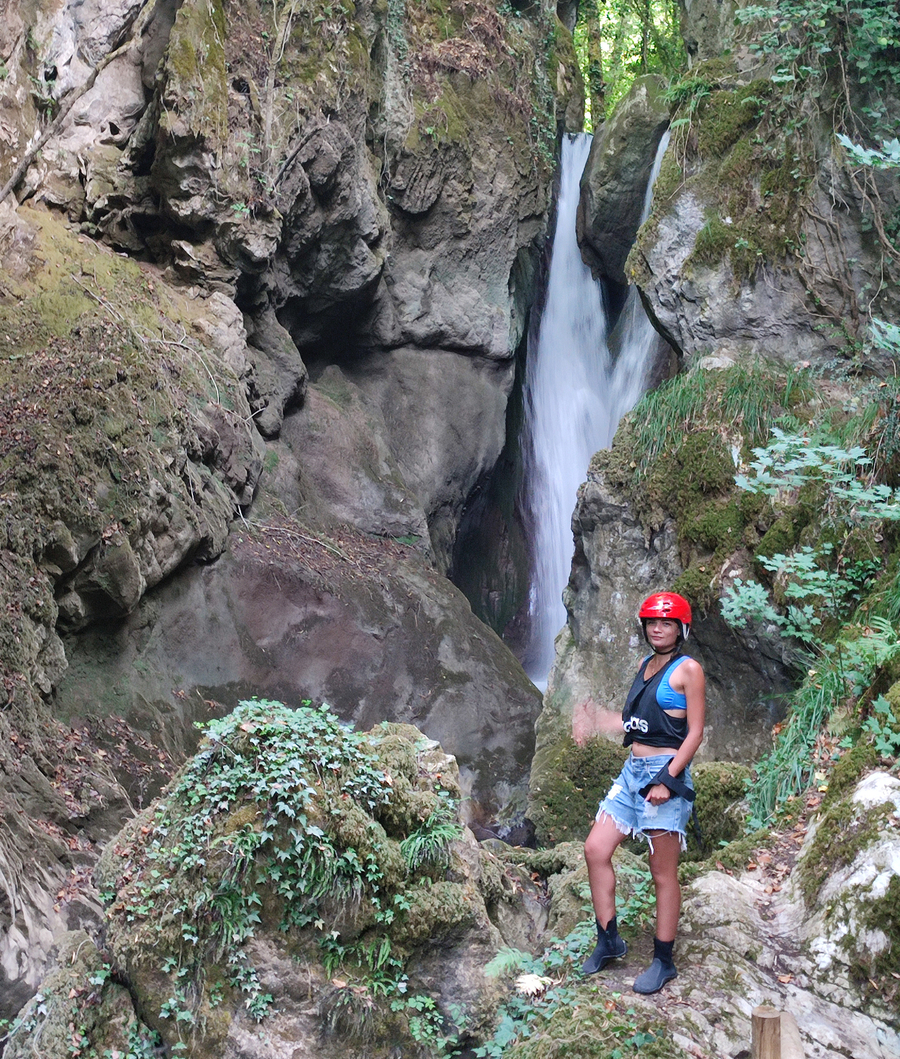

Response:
(632, 117), (900, 368)
(55, 524), (542, 821)
(577, 74), (671, 289)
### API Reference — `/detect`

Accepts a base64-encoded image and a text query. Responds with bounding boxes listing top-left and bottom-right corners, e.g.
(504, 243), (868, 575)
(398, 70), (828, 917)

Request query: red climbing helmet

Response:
(638, 592), (692, 641)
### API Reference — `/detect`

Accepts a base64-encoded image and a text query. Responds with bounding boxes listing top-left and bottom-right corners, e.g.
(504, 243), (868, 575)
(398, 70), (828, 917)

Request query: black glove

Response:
(638, 763), (695, 802)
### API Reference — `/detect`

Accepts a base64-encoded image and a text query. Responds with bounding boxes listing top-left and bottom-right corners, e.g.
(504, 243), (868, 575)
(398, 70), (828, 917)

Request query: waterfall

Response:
(522, 129), (670, 685)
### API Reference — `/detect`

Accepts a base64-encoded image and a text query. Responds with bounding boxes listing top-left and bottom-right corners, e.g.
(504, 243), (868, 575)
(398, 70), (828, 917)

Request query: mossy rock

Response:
(683, 761), (751, 862)
(679, 827), (771, 883)
(796, 772), (893, 904)
(3, 932), (156, 1059)
(502, 986), (672, 1058)
(681, 496), (743, 553)
(797, 771), (900, 1009)
(671, 561), (718, 611)
(528, 735), (628, 847)
(756, 511), (804, 562)
(821, 742), (878, 809)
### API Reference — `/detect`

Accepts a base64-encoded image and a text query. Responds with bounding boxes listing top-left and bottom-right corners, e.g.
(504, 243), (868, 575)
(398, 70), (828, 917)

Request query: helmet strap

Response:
(652, 643), (680, 656)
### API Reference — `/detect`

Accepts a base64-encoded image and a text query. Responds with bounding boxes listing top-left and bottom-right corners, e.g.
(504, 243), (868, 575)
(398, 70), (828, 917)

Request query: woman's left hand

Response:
(645, 783), (671, 805)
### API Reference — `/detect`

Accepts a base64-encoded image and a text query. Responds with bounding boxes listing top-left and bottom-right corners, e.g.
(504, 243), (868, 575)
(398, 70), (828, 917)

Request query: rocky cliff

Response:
(0, 0), (582, 1016)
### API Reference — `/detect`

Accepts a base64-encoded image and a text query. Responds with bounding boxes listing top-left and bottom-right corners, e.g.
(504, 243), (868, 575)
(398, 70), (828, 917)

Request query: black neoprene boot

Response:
(581, 916), (627, 975)
(633, 937), (677, 994)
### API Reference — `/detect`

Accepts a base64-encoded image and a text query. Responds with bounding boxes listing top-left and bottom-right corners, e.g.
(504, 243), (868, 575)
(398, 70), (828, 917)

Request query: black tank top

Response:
(622, 653), (689, 749)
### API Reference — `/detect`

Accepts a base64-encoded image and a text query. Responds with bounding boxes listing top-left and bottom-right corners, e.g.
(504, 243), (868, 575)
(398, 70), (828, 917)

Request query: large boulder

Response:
(795, 769), (900, 1017)
(577, 74), (671, 290)
(629, 73), (900, 367)
(56, 516), (542, 825)
(273, 349), (512, 570)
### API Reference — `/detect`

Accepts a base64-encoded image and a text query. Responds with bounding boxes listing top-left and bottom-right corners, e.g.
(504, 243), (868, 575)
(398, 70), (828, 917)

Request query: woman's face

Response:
(645, 618), (680, 652)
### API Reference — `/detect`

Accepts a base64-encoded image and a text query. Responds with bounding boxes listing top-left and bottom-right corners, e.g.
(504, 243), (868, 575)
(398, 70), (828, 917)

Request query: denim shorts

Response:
(596, 752), (693, 847)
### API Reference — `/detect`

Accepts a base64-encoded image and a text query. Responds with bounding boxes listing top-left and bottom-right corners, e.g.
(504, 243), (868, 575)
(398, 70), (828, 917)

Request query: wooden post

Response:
(752, 1005), (782, 1059)
(780, 1011), (806, 1059)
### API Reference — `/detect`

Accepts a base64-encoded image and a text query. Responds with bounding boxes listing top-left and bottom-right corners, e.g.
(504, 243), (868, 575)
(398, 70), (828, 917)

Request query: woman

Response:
(582, 591), (705, 994)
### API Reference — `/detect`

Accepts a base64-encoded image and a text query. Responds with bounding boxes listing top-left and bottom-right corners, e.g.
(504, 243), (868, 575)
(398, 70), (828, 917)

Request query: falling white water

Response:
(523, 129), (671, 685)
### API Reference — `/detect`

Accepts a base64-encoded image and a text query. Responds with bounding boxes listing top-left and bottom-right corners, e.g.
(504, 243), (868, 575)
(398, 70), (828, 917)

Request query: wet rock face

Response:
(577, 74), (671, 290)
(273, 350), (512, 570)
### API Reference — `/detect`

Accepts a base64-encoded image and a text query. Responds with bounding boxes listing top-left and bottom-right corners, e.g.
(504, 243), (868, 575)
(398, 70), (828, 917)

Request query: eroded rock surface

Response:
(577, 74), (671, 290)
(0, 0), (576, 1017)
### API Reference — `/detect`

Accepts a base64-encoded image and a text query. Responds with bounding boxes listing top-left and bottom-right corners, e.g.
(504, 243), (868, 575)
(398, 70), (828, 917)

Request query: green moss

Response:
(691, 210), (739, 270)
(393, 879), (476, 946)
(600, 361), (824, 611)
(756, 512), (804, 561)
(683, 498), (743, 553)
(679, 828), (771, 883)
(671, 563), (717, 610)
(695, 81), (770, 158)
(503, 997), (672, 1059)
(796, 793), (892, 905)
(650, 74), (815, 285)
(649, 151), (683, 208)
(500, 842), (587, 879)
(683, 762), (751, 861)
(164, 0), (228, 142)
(852, 872), (900, 1004)
(821, 743), (878, 809)
(528, 735), (627, 846)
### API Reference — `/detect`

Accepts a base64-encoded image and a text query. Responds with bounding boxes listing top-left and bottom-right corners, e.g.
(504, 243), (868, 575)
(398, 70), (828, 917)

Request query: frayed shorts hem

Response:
(595, 751), (693, 853)
(595, 809), (688, 853)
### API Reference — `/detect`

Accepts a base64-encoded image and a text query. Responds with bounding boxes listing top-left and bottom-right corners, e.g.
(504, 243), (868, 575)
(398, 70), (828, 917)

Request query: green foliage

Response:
(720, 423), (900, 823)
(622, 364), (812, 483)
(723, 430), (900, 661)
(389, 991), (460, 1057)
(741, 619), (900, 826)
(663, 75), (712, 112)
(734, 428), (900, 521)
(838, 133), (900, 168)
(862, 693), (900, 756)
(612, 862), (655, 930)
(101, 699), (466, 1048)
(736, 0), (900, 133)
(572, 0), (685, 126)
(400, 803), (461, 871)
(723, 545), (881, 654)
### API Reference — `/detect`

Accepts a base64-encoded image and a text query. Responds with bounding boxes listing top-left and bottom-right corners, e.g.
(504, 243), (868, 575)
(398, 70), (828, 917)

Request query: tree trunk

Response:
(583, 0), (606, 128)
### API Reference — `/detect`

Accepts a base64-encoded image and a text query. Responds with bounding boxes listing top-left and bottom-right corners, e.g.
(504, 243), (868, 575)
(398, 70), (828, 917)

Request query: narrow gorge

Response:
(0, 0), (899, 1056)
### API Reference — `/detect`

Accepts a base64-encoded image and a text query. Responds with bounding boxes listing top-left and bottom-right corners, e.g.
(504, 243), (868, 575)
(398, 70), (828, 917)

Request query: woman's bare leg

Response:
(584, 815), (628, 927)
(646, 830), (681, 941)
